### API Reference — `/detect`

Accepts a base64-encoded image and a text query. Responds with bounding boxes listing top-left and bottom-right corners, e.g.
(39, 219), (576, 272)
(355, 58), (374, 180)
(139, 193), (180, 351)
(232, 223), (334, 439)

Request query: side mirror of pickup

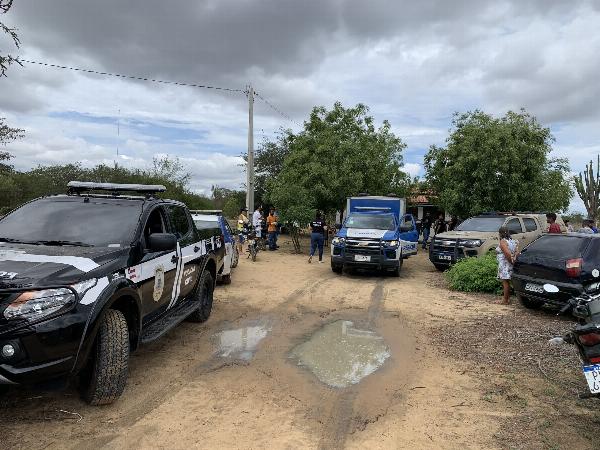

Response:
(148, 233), (177, 252)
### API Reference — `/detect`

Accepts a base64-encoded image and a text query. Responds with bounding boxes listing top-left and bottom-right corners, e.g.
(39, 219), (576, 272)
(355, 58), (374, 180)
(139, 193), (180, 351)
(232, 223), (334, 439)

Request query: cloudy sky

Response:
(1, 0), (599, 211)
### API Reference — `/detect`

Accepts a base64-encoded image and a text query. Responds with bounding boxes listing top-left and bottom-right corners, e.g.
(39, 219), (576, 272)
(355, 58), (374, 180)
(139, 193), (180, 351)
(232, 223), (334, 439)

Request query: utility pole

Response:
(246, 84), (254, 214)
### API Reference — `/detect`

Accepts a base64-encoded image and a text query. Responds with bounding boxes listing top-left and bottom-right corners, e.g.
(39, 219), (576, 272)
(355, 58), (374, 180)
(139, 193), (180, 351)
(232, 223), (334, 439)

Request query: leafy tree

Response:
(0, 0), (20, 77)
(574, 156), (599, 221)
(424, 110), (572, 218)
(0, 158), (213, 215)
(0, 1), (24, 163)
(265, 102), (409, 224)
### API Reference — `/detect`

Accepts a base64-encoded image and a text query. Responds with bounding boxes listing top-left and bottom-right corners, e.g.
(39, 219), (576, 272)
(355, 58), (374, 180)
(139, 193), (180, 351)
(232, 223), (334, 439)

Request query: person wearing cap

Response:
(237, 207), (249, 253)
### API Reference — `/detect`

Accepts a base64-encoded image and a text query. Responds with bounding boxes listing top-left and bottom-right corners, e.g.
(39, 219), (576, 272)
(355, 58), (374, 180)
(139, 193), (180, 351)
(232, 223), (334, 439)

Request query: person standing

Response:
(434, 213), (447, 236)
(267, 208), (278, 251)
(564, 220), (574, 233)
(421, 212), (432, 249)
(546, 213), (562, 234)
(252, 206), (263, 238)
(579, 219), (595, 234)
(496, 226), (519, 305)
(236, 207), (249, 253)
(448, 215), (459, 231)
(308, 212), (327, 264)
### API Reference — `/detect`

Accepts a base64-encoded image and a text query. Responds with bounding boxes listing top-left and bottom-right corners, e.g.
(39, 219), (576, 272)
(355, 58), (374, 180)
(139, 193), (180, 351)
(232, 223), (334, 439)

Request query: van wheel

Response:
(188, 271), (214, 323)
(518, 293), (544, 309)
(81, 309), (129, 405)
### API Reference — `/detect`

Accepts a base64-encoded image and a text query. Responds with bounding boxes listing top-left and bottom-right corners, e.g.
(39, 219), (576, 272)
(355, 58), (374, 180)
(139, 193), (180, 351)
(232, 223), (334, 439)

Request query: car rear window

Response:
(524, 235), (591, 259)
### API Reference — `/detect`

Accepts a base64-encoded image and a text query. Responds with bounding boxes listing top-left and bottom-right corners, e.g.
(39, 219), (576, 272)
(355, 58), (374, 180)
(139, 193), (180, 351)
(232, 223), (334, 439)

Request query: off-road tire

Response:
(187, 271), (214, 323)
(434, 264), (447, 272)
(518, 293), (544, 309)
(331, 263), (343, 274)
(81, 309), (129, 405)
(220, 273), (232, 285)
(230, 248), (239, 268)
(391, 259), (403, 277)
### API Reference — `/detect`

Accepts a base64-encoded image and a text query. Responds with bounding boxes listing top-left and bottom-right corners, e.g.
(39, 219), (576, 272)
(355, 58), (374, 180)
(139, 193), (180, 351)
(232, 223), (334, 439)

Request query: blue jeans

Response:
(268, 231), (277, 250)
(310, 233), (325, 260)
(422, 228), (430, 249)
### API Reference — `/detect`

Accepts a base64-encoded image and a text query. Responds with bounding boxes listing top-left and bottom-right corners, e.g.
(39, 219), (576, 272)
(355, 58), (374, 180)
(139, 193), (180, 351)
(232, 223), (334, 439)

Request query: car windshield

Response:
(193, 219), (218, 230)
(0, 197), (141, 247)
(455, 217), (506, 232)
(345, 214), (396, 230)
(524, 235), (591, 260)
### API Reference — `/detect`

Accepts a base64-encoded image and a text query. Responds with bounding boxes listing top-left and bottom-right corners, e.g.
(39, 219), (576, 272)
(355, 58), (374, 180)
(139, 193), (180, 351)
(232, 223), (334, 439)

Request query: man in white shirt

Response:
(252, 206), (263, 238)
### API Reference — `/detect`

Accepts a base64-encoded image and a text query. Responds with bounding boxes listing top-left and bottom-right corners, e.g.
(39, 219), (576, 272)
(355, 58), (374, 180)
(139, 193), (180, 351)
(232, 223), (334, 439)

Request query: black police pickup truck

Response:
(0, 182), (220, 404)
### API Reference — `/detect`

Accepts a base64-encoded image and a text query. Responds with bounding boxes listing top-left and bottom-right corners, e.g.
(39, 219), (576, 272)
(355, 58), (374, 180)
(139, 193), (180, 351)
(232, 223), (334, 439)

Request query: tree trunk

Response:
(575, 156), (600, 221)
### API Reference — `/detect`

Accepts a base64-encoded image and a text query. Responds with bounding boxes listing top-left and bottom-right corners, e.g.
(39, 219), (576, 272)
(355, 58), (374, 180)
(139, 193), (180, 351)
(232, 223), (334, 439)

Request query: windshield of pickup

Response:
(345, 214), (396, 230)
(0, 197), (141, 247)
(455, 217), (506, 232)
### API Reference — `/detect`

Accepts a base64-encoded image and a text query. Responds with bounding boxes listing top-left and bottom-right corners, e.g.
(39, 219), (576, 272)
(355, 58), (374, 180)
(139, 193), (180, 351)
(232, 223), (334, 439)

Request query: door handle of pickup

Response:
(194, 245), (200, 253)
(171, 255), (179, 264)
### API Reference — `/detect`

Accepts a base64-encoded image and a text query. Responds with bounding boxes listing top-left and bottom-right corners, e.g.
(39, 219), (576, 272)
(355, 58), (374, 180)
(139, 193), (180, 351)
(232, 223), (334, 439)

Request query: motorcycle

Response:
(548, 284), (600, 397)
(242, 224), (259, 262)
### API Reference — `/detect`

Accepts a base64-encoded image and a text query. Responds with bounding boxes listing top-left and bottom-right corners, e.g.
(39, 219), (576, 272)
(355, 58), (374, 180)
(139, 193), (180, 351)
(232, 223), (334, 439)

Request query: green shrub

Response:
(445, 253), (501, 295)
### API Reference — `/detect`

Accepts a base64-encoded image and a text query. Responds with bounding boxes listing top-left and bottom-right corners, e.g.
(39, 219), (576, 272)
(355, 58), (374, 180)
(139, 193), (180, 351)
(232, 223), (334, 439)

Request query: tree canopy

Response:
(424, 109), (572, 218)
(263, 102), (409, 224)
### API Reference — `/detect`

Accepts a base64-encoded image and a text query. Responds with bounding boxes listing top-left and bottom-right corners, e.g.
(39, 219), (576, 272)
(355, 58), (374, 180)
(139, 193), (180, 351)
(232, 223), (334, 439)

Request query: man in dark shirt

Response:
(308, 212), (327, 263)
(421, 213), (432, 249)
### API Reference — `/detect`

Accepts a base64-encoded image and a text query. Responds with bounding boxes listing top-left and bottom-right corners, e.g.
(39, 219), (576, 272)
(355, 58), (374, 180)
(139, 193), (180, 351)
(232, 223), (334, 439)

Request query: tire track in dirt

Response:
(74, 274), (340, 449)
(317, 278), (387, 450)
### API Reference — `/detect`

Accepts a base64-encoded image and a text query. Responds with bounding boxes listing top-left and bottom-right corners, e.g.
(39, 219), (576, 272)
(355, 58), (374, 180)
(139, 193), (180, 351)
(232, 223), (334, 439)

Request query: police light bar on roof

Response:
(354, 206), (392, 211)
(67, 181), (167, 195)
(189, 210), (223, 215)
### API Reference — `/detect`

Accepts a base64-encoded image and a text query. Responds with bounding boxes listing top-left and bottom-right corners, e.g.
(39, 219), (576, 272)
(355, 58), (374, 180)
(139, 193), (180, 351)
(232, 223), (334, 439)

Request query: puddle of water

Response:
(214, 322), (270, 361)
(291, 320), (390, 388)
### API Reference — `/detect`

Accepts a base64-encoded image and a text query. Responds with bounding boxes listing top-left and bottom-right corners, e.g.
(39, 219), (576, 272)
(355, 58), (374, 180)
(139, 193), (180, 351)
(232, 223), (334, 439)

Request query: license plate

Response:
(438, 255), (452, 261)
(583, 364), (600, 393)
(354, 255), (370, 262)
(525, 283), (544, 294)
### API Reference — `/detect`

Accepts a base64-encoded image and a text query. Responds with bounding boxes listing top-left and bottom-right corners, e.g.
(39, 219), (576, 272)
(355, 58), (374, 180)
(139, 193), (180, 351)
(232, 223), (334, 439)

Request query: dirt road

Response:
(2, 240), (600, 449)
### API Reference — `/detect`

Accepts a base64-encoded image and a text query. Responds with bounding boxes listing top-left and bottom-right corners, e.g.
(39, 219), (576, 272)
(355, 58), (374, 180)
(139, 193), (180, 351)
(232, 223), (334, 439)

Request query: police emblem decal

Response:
(153, 265), (165, 302)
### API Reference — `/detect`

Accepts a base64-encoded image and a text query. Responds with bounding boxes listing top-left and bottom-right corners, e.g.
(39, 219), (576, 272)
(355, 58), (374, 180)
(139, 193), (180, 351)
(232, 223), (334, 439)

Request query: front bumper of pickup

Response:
(0, 304), (90, 385)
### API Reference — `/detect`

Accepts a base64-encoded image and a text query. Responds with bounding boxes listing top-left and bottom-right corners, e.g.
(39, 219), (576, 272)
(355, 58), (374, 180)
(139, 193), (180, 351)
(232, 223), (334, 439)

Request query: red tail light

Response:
(578, 332), (600, 346)
(566, 258), (583, 278)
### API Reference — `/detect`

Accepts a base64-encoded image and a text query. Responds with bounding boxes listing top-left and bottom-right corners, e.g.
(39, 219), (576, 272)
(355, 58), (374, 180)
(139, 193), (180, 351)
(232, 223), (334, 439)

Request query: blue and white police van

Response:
(330, 195), (418, 275)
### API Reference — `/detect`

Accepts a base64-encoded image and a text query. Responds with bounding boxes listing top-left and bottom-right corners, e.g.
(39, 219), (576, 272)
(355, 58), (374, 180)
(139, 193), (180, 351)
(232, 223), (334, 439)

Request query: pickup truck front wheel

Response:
(81, 309), (130, 405)
(331, 263), (343, 274)
(188, 271), (214, 323)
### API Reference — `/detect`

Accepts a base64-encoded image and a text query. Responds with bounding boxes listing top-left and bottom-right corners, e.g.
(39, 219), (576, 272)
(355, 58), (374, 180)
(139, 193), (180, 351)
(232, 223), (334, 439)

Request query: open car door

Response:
(399, 214), (418, 258)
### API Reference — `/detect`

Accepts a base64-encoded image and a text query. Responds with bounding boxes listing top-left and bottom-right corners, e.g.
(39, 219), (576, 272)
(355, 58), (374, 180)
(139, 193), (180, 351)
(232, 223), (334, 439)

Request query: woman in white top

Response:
(496, 226), (519, 305)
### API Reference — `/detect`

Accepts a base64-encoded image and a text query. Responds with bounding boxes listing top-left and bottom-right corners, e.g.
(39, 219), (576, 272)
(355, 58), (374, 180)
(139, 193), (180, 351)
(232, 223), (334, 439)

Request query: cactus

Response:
(574, 155), (600, 221)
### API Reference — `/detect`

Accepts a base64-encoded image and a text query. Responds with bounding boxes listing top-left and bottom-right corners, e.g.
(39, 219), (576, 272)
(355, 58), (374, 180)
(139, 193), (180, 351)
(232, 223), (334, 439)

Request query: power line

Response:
(254, 90), (302, 127)
(19, 58), (245, 93)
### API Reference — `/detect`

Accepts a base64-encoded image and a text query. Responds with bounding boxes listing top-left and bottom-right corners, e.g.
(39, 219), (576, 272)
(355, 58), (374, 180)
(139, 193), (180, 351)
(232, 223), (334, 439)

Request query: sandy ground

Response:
(2, 237), (600, 449)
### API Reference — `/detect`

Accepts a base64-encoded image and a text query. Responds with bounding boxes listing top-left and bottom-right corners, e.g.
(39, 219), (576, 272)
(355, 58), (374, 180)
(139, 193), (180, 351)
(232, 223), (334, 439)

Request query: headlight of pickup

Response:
(458, 239), (484, 248)
(4, 279), (97, 321)
(332, 237), (346, 245)
(383, 240), (399, 247)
